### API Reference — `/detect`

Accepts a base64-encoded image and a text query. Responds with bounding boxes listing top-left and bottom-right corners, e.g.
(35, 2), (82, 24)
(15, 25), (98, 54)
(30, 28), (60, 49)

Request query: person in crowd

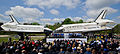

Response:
(84, 48), (91, 54)
(58, 48), (65, 54)
(0, 38), (119, 54)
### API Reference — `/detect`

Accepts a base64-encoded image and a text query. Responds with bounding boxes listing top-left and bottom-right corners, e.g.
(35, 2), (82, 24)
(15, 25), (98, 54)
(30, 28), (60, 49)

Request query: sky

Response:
(0, 0), (120, 25)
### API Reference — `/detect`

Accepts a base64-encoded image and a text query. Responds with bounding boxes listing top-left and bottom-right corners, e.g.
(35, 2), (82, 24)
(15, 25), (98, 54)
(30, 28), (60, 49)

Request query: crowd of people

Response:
(0, 38), (120, 54)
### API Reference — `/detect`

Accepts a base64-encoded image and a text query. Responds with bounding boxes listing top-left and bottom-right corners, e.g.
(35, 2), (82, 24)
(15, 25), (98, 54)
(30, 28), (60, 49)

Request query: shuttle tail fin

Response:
(9, 15), (19, 24)
(94, 10), (107, 22)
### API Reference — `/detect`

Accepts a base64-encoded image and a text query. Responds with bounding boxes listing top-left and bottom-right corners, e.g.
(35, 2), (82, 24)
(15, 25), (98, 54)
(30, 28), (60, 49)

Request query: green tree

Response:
(45, 22), (62, 30)
(24, 23), (31, 25)
(75, 19), (83, 23)
(45, 24), (49, 28)
(62, 18), (74, 24)
(31, 22), (40, 25)
(113, 24), (120, 34)
(78, 19), (83, 23)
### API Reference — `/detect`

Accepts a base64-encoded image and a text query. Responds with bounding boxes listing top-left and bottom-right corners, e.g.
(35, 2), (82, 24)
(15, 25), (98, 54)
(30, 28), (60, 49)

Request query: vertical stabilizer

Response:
(9, 15), (19, 24)
(94, 10), (107, 22)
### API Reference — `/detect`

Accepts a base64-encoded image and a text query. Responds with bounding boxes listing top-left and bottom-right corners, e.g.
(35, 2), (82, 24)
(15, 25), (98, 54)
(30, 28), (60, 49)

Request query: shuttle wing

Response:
(94, 10), (107, 22)
(9, 15), (20, 24)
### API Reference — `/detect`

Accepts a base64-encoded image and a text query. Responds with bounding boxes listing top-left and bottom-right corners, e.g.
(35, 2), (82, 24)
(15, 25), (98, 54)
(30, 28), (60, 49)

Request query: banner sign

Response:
(46, 38), (87, 42)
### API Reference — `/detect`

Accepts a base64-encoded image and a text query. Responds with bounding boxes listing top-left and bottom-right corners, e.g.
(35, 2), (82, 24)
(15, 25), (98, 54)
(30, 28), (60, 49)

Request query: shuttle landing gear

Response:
(44, 30), (52, 42)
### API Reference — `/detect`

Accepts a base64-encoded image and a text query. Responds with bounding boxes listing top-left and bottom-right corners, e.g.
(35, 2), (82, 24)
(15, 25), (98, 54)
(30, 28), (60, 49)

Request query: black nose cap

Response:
(0, 22), (3, 30)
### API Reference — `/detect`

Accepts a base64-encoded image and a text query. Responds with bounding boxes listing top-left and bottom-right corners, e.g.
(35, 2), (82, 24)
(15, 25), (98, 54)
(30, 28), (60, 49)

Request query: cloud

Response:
(85, 0), (120, 10)
(52, 18), (65, 22)
(39, 16), (82, 25)
(112, 18), (120, 23)
(50, 9), (59, 15)
(67, 16), (82, 21)
(84, 0), (120, 18)
(86, 18), (94, 22)
(39, 18), (65, 25)
(40, 18), (65, 22)
(23, 18), (40, 23)
(5, 6), (44, 19)
(0, 14), (9, 22)
(0, 14), (8, 18)
(40, 19), (51, 22)
(87, 7), (118, 18)
(117, 16), (120, 19)
(44, 23), (53, 25)
(24, 0), (81, 9)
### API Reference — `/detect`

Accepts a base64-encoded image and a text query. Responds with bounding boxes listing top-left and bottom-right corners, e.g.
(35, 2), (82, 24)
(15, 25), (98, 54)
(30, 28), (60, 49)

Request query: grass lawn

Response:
(31, 37), (45, 40)
(0, 37), (19, 43)
(0, 36), (45, 43)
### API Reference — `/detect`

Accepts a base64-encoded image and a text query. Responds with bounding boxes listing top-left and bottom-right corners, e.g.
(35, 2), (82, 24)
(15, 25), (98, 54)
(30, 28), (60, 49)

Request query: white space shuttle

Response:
(1, 15), (52, 33)
(0, 15), (52, 40)
(54, 10), (116, 33)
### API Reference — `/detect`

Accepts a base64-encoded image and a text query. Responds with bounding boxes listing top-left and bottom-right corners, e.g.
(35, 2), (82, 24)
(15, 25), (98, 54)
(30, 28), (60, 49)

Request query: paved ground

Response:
(29, 36), (45, 37)
(0, 35), (10, 37)
(0, 35), (45, 43)
(0, 35), (45, 37)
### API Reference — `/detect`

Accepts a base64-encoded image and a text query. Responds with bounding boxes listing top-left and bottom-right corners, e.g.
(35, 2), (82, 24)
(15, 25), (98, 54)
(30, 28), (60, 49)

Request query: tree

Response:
(23, 23), (31, 25)
(113, 24), (120, 34)
(31, 22), (40, 25)
(45, 24), (49, 28)
(62, 18), (74, 24)
(78, 19), (83, 23)
(45, 22), (62, 30)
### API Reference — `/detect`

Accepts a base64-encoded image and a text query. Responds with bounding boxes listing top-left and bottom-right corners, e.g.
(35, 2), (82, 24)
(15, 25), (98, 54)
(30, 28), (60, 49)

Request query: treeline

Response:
(24, 22), (40, 25)
(113, 24), (120, 34)
(45, 18), (83, 30)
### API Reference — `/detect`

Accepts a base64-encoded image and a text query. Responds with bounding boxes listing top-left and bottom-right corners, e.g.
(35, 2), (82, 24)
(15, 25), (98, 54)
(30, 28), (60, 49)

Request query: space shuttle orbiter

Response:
(54, 10), (116, 33)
